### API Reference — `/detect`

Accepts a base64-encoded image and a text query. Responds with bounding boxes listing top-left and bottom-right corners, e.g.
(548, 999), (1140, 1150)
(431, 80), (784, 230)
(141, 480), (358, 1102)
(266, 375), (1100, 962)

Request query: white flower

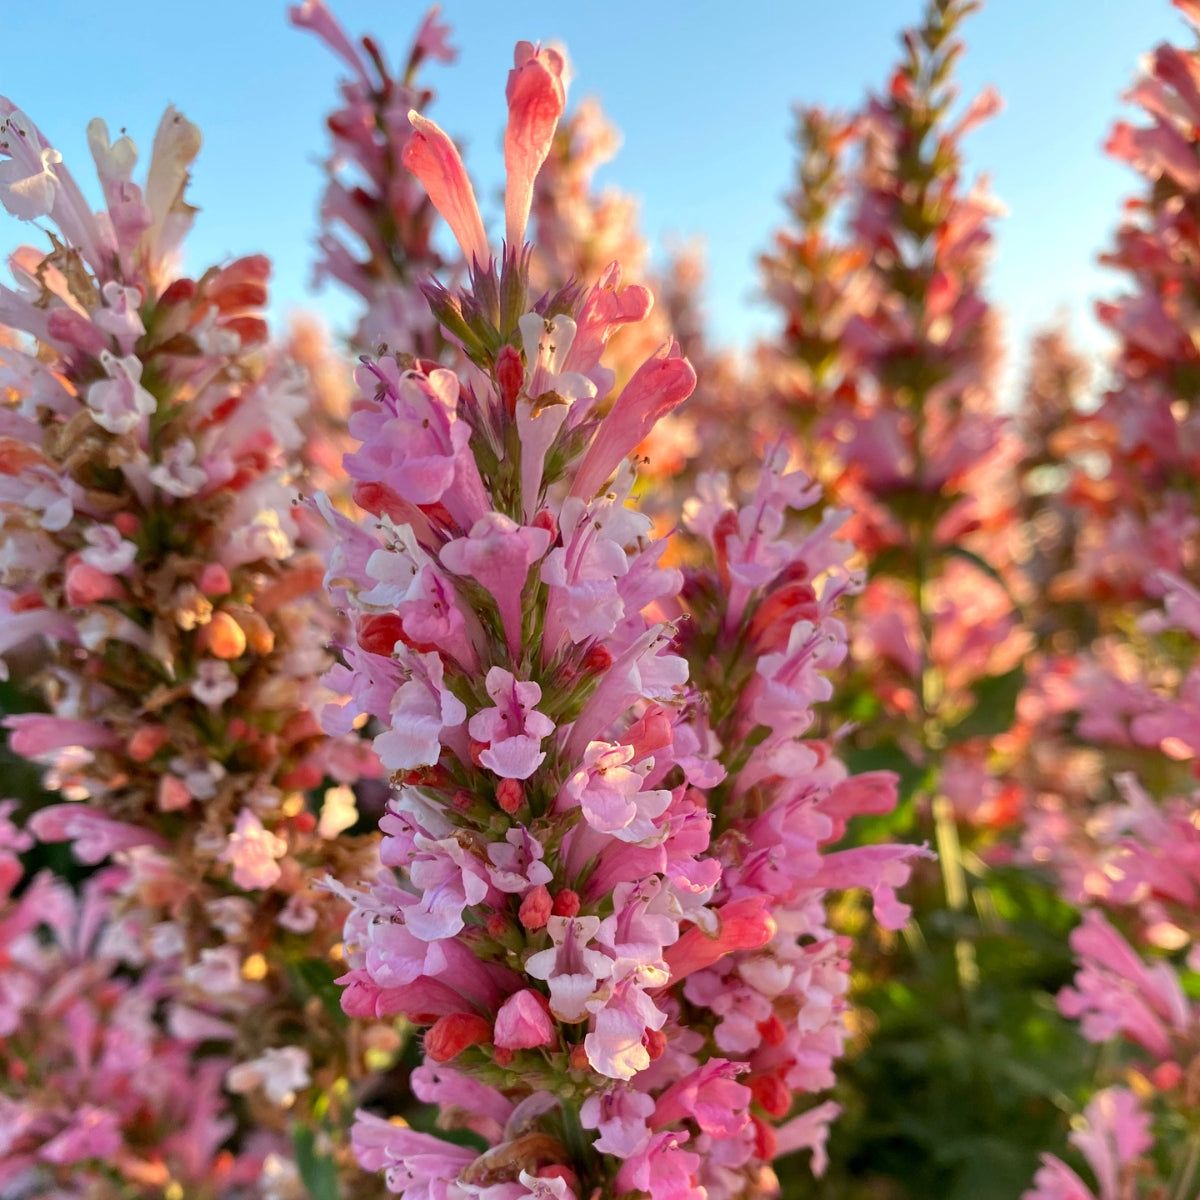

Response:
(190, 659), (238, 710)
(149, 440), (207, 497)
(221, 809), (287, 890)
(226, 1047), (311, 1107)
(80, 524), (137, 573)
(85, 351), (156, 435)
(317, 784), (358, 839)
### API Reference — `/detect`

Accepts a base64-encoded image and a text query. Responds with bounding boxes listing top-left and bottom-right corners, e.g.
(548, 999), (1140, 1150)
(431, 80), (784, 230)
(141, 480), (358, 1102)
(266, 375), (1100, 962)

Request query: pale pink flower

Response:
(467, 667), (555, 780)
(441, 514), (551, 653)
(525, 915), (613, 1021)
(226, 1046), (312, 1106)
(560, 741), (671, 844)
(190, 659), (238, 709)
(83, 351), (156, 434)
(221, 808), (288, 890)
(79, 524), (137, 573)
(375, 651), (467, 771)
(148, 439), (207, 497)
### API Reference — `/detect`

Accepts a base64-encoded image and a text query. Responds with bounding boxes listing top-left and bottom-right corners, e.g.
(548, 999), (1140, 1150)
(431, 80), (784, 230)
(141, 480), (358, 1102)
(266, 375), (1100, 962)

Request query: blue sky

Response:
(0, 2), (1184, 393)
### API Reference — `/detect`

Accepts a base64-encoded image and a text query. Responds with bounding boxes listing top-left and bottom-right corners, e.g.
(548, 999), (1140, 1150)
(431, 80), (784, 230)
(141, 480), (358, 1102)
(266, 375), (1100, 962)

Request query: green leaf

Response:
(944, 545), (1021, 612)
(289, 958), (349, 1030)
(946, 665), (1025, 744)
(292, 1124), (340, 1200)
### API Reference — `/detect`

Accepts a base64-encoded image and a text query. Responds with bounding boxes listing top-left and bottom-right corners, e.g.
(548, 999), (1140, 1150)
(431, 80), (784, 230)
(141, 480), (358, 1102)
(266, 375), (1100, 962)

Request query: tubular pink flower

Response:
(570, 341), (697, 499)
(402, 110), (489, 267)
(504, 41), (567, 249)
(441, 515), (551, 655)
(664, 897), (777, 985)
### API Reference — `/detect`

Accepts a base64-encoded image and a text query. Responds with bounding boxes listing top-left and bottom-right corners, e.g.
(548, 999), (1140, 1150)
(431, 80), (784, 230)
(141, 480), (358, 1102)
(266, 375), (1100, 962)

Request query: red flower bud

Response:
(538, 1166), (579, 1190)
(128, 725), (170, 764)
(751, 1116), (778, 1161)
(531, 507), (559, 539)
(519, 885), (552, 931)
(582, 644), (613, 674)
(292, 810), (317, 835)
(756, 1014), (788, 1047)
(1152, 1061), (1183, 1091)
(750, 1073), (792, 1118)
(496, 778), (524, 814)
(358, 613), (406, 657)
(642, 1028), (667, 1061)
(198, 562), (232, 597)
(551, 889), (581, 918)
(425, 1012), (492, 1063)
(495, 344), (524, 416)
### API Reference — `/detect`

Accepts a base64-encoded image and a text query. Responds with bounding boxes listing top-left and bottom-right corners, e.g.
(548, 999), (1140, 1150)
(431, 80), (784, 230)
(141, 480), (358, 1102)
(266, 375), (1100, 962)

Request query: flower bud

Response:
(518, 885), (552, 931)
(756, 1014), (787, 1047)
(750, 1072), (792, 1118)
(495, 343), (524, 415)
(751, 1116), (777, 1162)
(496, 778), (524, 814)
(358, 613), (406, 657)
(642, 1028), (667, 1061)
(531, 507), (558, 539)
(198, 562), (232, 596)
(582, 644), (613, 674)
(65, 561), (125, 606)
(201, 611), (247, 660)
(128, 725), (170, 763)
(551, 889), (581, 918)
(425, 1013), (493, 1063)
(157, 775), (191, 812)
(493, 989), (555, 1050)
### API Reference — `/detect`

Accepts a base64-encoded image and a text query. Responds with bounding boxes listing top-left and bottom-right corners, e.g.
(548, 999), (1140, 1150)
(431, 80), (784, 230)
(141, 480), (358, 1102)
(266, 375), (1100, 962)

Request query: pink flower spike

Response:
(402, 110), (489, 267)
(571, 341), (697, 499)
(504, 41), (567, 249)
(289, 0), (371, 86)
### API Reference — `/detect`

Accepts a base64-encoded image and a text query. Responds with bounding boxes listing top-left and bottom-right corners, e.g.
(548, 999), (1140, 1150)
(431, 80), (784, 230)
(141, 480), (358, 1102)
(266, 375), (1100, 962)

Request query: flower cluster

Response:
(319, 39), (917, 1198)
(0, 805), (255, 1197)
(0, 98), (377, 1172)
(1018, 8), (1200, 1192)
(293, 0), (456, 353)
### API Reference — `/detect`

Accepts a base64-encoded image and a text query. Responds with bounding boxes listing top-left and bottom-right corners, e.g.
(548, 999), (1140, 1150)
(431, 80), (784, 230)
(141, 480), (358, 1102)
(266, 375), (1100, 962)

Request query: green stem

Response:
(1170, 1130), (1200, 1200)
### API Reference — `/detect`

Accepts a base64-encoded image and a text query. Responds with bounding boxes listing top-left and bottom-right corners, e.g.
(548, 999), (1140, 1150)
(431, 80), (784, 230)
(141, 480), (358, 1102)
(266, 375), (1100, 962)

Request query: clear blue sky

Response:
(0, 2), (1184, 394)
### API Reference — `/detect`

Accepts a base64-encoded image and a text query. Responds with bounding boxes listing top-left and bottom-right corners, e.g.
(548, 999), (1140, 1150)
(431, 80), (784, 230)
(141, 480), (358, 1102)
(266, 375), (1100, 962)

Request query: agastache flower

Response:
(319, 33), (914, 1199)
(295, 1), (456, 350)
(0, 91), (377, 1184)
